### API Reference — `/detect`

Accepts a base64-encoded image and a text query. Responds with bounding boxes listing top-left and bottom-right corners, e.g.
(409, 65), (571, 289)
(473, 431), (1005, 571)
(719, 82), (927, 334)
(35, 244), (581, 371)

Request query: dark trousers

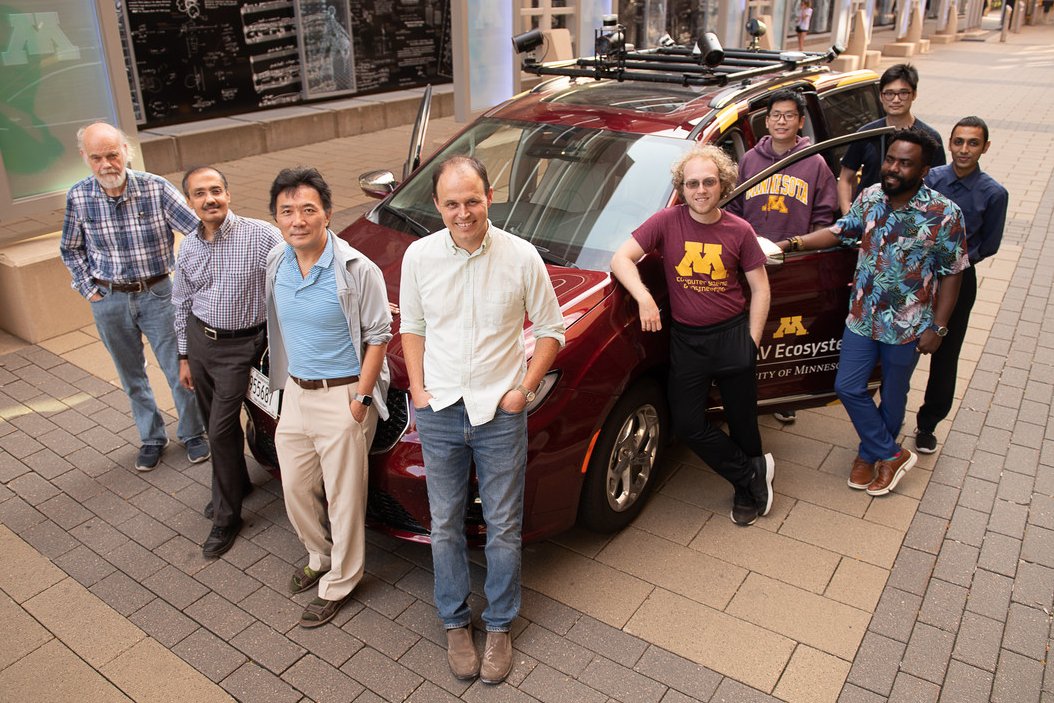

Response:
(917, 266), (978, 434)
(669, 314), (762, 487)
(187, 319), (266, 527)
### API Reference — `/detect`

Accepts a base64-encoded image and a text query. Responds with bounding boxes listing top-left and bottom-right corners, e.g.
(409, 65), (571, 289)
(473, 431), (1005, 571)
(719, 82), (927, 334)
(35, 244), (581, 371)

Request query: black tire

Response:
(578, 378), (668, 533)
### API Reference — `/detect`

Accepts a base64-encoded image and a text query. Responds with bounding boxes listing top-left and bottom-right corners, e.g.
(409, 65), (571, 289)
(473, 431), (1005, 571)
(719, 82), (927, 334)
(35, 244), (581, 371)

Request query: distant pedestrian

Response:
(265, 167), (392, 628)
(781, 130), (968, 496)
(173, 166), (281, 558)
(837, 64), (946, 214)
(796, 0), (813, 51)
(60, 122), (208, 472)
(914, 117), (1008, 454)
(400, 155), (565, 684)
(612, 145), (775, 527)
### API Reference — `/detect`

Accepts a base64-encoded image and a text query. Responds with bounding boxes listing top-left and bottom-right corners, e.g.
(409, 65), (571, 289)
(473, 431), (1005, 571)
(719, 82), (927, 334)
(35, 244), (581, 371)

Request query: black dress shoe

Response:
(202, 520), (241, 558)
(203, 484), (255, 519)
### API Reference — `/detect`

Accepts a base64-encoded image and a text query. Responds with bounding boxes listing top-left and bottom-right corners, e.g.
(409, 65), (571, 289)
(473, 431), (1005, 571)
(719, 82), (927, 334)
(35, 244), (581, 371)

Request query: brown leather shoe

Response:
(480, 631), (513, 685)
(848, 456), (875, 490)
(867, 449), (917, 496)
(446, 626), (480, 680)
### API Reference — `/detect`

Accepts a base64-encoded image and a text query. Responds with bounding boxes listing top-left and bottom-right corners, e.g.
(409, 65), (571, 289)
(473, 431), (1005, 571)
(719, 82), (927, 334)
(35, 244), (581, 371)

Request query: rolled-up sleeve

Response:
(398, 245), (426, 337)
(358, 261), (393, 346)
(171, 247), (194, 355)
(524, 251), (565, 347)
(60, 195), (96, 299)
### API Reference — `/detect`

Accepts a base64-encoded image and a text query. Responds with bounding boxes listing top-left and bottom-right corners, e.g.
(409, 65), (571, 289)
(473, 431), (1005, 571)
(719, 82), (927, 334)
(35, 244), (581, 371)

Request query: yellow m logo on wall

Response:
(773, 315), (808, 338)
(675, 242), (727, 279)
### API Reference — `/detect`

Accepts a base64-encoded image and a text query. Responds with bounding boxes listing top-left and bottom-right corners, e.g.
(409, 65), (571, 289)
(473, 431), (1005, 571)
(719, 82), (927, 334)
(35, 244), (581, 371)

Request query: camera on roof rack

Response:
(595, 14), (628, 59)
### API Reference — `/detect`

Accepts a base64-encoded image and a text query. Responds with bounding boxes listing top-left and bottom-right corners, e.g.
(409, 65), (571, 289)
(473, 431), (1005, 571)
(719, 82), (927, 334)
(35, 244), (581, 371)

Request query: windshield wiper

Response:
(381, 204), (431, 237)
(533, 244), (578, 269)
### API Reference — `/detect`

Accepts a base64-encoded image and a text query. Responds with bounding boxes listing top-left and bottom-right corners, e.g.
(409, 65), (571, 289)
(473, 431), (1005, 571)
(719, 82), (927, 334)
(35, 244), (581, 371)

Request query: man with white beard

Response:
(60, 122), (208, 472)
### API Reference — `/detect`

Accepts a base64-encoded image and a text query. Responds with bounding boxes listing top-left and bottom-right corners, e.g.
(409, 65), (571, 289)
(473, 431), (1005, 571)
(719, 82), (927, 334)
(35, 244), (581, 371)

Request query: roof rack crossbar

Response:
(575, 58), (764, 76)
(523, 44), (843, 90)
(579, 53), (800, 70)
(526, 64), (731, 87)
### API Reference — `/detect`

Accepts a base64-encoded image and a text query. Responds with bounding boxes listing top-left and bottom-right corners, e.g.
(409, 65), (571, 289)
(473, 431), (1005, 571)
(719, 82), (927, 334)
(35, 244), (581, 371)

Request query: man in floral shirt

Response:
(777, 129), (968, 496)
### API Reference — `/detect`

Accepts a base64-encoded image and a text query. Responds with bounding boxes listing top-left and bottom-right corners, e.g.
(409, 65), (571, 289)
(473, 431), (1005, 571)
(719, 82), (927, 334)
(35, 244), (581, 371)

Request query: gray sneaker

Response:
(135, 440), (169, 472)
(186, 436), (211, 463)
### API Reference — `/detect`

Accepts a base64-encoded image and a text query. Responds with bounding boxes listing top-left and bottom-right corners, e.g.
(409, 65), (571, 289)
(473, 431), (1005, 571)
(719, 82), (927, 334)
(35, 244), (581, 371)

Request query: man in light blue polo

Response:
(265, 167), (391, 628)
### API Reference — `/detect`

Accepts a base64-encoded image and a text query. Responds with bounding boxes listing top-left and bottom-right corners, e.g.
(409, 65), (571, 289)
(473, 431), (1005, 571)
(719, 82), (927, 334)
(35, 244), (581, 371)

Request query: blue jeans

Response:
(89, 278), (204, 446)
(415, 401), (527, 632)
(834, 328), (919, 463)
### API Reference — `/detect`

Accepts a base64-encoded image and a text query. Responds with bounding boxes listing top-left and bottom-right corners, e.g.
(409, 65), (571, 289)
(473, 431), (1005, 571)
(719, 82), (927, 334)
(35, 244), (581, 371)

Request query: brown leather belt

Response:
(195, 317), (265, 340)
(290, 374), (359, 390)
(93, 274), (168, 293)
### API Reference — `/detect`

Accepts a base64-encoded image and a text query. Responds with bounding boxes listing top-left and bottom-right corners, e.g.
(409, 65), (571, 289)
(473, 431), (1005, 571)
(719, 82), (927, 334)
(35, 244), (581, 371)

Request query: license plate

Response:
(248, 368), (281, 419)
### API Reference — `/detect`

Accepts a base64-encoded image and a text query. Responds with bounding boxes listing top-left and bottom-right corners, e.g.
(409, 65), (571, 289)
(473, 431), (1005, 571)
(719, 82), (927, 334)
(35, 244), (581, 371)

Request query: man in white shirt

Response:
(400, 155), (565, 685)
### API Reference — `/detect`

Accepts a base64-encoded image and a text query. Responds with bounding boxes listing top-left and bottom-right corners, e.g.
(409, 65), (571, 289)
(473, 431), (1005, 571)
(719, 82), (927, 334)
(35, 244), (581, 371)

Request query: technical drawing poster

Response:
(350, 0), (452, 93)
(297, 0), (356, 98)
(124, 0), (302, 125)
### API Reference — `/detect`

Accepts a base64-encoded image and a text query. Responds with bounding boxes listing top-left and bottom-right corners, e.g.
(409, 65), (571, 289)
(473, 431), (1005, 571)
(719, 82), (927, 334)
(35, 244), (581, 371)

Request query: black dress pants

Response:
(669, 314), (762, 487)
(917, 265), (978, 434)
(187, 319), (266, 527)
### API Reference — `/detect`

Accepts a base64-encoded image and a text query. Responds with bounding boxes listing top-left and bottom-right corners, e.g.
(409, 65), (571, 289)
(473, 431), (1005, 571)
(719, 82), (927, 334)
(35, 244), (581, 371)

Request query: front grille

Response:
(367, 489), (427, 535)
(371, 388), (409, 454)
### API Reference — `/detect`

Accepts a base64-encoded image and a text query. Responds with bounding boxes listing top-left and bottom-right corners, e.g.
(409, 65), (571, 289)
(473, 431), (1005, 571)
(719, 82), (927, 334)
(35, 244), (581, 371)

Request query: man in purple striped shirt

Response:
(173, 166), (282, 557)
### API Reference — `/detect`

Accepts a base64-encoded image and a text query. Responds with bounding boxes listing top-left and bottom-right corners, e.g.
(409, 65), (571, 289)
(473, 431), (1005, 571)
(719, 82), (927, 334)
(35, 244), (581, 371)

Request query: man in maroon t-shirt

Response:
(611, 145), (775, 526)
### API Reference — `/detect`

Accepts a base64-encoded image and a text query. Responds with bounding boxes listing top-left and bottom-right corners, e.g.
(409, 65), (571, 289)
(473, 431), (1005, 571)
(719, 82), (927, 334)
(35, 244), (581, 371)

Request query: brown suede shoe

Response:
(480, 631), (513, 685)
(848, 456), (875, 490)
(867, 449), (917, 496)
(446, 626), (480, 680)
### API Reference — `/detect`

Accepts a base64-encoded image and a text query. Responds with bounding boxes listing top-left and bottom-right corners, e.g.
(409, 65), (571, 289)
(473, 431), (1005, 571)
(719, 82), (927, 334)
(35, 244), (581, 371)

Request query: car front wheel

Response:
(578, 379), (668, 533)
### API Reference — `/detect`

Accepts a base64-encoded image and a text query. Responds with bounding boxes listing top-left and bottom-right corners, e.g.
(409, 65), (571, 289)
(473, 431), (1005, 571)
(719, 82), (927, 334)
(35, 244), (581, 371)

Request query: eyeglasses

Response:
(767, 111), (800, 122)
(683, 178), (719, 189)
(880, 89), (913, 101)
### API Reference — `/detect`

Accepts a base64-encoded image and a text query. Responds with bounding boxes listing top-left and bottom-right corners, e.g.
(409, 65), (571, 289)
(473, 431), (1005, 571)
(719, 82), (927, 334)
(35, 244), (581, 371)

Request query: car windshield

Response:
(372, 118), (693, 270)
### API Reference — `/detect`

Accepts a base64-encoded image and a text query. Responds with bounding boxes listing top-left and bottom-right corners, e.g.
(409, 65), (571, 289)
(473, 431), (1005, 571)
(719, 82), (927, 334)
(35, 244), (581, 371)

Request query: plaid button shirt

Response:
(60, 170), (199, 299)
(171, 211), (282, 355)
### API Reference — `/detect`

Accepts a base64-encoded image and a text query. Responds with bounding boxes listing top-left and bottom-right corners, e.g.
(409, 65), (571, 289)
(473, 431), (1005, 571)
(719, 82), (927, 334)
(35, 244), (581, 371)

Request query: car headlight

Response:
(526, 370), (560, 414)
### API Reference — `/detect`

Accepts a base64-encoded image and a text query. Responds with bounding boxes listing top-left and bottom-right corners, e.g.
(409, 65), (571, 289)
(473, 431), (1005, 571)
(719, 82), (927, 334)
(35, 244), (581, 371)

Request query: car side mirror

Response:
(359, 170), (398, 199)
(757, 236), (784, 266)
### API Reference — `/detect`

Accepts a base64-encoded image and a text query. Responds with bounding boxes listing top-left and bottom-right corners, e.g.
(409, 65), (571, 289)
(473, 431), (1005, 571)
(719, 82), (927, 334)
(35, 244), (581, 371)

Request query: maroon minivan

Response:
(244, 46), (886, 544)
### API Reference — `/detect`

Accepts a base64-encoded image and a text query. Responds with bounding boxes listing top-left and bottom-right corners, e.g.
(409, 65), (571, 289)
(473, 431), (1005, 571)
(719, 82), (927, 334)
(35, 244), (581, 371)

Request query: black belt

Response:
(195, 317), (265, 340)
(290, 374), (359, 390)
(93, 274), (167, 293)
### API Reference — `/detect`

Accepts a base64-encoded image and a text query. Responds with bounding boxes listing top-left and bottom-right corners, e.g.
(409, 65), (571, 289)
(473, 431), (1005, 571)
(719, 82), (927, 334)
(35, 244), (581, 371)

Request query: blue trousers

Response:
(415, 401), (527, 632)
(834, 328), (919, 463)
(89, 278), (204, 446)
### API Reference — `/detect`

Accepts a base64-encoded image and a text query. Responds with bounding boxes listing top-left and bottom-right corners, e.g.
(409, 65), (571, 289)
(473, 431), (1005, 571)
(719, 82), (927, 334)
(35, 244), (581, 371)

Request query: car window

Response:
(716, 127), (746, 165)
(817, 84), (882, 167)
(375, 118), (695, 271)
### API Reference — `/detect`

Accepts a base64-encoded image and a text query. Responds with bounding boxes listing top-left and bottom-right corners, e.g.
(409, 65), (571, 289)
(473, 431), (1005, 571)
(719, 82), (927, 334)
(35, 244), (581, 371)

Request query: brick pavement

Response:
(2, 19), (1054, 703)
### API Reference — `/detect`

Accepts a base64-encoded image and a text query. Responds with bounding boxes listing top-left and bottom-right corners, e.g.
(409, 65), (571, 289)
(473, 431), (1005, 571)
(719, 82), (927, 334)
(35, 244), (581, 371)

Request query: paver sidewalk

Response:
(2, 19), (1054, 703)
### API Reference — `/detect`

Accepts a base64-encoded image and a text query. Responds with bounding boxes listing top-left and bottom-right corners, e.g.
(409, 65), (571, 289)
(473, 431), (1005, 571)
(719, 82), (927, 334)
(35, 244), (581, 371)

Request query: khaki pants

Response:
(276, 378), (377, 601)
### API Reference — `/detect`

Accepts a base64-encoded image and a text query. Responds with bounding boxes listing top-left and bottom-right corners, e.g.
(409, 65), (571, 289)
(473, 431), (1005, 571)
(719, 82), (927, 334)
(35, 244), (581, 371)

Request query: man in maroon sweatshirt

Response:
(727, 88), (838, 243)
(727, 88), (838, 423)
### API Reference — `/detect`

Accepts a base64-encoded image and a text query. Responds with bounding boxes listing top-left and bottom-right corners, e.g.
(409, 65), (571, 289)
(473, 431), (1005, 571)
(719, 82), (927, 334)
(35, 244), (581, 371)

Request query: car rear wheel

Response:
(578, 379), (668, 532)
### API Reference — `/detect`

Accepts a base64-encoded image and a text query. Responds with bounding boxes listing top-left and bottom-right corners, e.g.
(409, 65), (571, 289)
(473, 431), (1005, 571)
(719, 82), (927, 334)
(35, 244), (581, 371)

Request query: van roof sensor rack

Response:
(513, 16), (844, 88)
